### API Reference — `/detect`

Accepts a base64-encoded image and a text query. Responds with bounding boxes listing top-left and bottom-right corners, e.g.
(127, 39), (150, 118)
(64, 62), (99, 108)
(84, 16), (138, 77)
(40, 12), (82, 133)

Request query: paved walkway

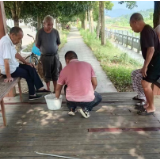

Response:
(58, 27), (117, 93)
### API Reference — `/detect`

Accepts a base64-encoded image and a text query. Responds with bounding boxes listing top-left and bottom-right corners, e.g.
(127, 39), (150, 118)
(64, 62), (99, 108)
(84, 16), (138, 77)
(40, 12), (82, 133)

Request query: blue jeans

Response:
(66, 91), (102, 112)
(11, 64), (43, 95)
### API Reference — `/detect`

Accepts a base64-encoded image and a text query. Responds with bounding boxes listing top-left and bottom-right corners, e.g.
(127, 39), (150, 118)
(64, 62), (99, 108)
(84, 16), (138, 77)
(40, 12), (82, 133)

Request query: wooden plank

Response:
(1, 92), (160, 158)
(0, 77), (20, 101)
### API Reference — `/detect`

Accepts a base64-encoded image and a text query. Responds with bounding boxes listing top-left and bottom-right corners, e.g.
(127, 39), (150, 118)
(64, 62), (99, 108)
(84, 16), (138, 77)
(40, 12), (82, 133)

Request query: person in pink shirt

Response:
(55, 51), (102, 118)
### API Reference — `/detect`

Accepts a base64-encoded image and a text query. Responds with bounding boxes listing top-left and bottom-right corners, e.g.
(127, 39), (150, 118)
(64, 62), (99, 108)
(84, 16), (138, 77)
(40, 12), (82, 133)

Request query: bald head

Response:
(65, 51), (78, 60)
(9, 27), (23, 45)
(65, 51), (78, 65)
(130, 13), (145, 33)
(130, 13), (144, 22)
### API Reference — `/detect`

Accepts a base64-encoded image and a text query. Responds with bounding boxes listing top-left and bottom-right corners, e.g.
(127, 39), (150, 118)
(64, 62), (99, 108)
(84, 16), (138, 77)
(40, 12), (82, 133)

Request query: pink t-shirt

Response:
(57, 59), (96, 102)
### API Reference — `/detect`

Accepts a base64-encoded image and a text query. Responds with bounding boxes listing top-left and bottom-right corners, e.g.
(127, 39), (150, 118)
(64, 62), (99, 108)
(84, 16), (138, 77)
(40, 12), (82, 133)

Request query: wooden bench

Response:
(0, 76), (22, 126)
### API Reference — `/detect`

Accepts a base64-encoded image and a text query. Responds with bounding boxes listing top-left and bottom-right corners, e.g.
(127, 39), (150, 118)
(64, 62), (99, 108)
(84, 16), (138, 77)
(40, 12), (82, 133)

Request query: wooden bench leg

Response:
(1, 99), (6, 126)
(18, 81), (23, 102)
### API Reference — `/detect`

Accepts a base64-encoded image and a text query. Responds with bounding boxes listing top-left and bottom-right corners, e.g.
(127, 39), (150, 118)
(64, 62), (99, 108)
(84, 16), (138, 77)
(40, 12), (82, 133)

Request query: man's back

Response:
(58, 59), (96, 102)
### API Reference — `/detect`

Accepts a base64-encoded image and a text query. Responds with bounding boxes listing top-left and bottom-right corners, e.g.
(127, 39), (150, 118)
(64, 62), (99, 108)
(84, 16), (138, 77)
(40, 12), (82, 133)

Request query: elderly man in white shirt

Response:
(0, 27), (50, 100)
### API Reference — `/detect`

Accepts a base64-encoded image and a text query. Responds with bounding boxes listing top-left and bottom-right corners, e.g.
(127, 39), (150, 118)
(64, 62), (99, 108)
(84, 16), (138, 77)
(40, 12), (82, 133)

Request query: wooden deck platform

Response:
(1, 92), (160, 159)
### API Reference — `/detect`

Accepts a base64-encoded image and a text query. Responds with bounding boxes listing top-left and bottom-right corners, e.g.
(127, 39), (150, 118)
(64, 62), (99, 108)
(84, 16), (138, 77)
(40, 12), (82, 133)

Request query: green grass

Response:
(23, 43), (34, 52)
(59, 29), (69, 50)
(79, 28), (142, 92)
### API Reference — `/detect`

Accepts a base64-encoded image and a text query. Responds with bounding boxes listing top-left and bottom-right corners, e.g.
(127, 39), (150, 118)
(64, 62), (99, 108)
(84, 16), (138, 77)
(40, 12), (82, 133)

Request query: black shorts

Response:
(143, 54), (160, 83)
(40, 54), (60, 82)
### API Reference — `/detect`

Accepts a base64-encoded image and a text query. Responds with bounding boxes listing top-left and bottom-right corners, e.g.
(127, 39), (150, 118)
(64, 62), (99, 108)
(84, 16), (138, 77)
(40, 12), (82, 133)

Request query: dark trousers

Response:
(11, 64), (43, 95)
(64, 85), (102, 112)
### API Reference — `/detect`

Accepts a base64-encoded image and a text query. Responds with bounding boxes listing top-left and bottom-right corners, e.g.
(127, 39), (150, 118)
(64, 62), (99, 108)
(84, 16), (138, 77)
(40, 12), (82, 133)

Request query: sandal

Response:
(137, 109), (154, 116)
(135, 101), (146, 107)
(135, 105), (144, 110)
(132, 95), (144, 101)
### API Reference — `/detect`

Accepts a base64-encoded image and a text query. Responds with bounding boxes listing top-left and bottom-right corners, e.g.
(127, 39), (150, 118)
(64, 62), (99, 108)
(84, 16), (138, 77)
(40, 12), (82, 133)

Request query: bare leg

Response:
(53, 81), (57, 93)
(141, 80), (155, 112)
(46, 81), (50, 91)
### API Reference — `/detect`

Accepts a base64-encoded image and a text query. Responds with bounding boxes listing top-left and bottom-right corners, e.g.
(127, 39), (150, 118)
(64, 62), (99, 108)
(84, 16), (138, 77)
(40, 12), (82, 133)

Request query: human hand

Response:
(26, 62), (35, 68)
(141, 66), (148, 77)
(4, 77), (14, 83)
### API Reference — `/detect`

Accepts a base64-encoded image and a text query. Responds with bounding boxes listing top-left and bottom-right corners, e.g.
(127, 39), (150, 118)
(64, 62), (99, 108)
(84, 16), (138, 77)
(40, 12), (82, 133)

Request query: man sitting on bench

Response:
(0, 27), (50, 100)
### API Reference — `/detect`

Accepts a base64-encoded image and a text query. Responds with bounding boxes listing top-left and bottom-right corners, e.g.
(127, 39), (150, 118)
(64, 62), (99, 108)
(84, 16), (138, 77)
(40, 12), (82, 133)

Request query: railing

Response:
(106, 29), (141, 53)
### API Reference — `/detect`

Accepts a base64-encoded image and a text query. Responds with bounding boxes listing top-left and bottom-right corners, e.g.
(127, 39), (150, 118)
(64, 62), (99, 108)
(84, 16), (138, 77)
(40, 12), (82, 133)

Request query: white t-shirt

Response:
(0, 34), (19, 74)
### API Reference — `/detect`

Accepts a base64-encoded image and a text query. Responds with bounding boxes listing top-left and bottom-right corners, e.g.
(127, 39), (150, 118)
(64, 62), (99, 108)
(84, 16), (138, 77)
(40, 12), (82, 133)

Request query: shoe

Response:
(78, 108), (90, 118)
(29, 94), (43, 100)
(68, 111), (76, 116)
(36, 89), (51, 93)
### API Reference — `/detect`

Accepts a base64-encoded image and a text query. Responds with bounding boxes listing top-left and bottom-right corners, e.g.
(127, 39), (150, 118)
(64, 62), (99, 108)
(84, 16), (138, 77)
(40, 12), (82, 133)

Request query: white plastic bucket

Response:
(44, 94), (63, 110)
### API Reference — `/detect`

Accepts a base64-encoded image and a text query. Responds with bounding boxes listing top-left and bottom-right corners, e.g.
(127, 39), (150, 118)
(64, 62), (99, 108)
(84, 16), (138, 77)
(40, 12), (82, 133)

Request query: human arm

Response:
(55, 69), (65, 98)
(35, 30), (41, 49)
(56, 30), (61, 46)
(140, 26), (156, 77)
(55, 84), (63, 99)
(141, 47), (154, 77)
(4, 59), (13, 82)
(91, 77), (97, 90)
(15, 53), (34, 67)
(91, 65), (97, 90)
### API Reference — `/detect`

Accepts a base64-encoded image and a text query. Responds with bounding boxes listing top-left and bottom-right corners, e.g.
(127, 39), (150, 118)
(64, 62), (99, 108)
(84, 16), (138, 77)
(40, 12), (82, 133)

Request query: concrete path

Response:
(58, 27), (117, 93)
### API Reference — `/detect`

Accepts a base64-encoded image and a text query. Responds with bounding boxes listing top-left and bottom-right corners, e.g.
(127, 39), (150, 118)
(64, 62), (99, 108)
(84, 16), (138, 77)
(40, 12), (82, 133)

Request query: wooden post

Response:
(1, 99), (6, 126)
(0, 1), (7, 38)
(0, 2), (16, 97)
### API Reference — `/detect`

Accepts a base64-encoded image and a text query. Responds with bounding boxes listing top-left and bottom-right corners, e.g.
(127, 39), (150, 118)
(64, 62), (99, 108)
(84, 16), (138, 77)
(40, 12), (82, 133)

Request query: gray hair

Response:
(130, 13), (144, 22)
(10, 27), (23, 35)
(43, 15), (54, 23)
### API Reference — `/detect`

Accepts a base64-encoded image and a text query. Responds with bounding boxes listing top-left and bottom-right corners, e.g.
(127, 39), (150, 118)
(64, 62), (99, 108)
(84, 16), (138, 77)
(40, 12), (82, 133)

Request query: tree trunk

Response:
(88, 9), (91, 32)
(153, 1), (160, 28)
(96, 2), (101, 39)
(90, 9), (94, 33)
(100, 1), (105, 45)
(13, 17), (19, 27)
(13, 16), (22, 52)
(81, 19), (85, 29)
(37, 16), (41, 31)
(84, 12), (87, 30)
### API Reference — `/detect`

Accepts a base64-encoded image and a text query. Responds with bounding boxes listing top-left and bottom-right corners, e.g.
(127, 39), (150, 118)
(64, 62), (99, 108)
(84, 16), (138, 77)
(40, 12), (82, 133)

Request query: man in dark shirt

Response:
(36, 15), (61, 92)
(130, 13), (160, 115)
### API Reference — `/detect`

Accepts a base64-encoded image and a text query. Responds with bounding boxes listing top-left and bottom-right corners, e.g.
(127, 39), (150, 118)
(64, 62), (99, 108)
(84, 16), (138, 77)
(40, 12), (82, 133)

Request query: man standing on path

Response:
(130, 13), (160, 115)
(36, 15), (61, 92)
(55, 51), (102, 118)
(0, 27), (50, 100)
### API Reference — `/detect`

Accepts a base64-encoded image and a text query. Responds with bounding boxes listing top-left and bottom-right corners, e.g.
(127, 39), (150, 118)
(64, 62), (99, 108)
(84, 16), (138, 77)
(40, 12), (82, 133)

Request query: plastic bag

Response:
(32, 44), (41, 56)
